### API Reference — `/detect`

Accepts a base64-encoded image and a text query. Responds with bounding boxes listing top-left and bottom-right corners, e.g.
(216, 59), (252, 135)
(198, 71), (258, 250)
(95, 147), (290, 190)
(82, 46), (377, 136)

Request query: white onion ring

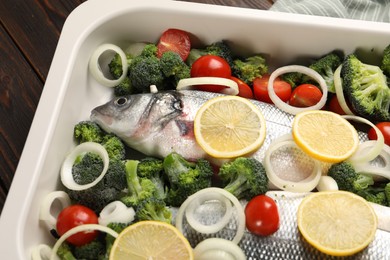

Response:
(49, 224), (119, 260)
(175, 187), (245, 244)
(184, 192), (233, 234)
(89, 43), (128, 87)
(98, 201), (135, 226)
(61, 142), (109, 191)
(39, 191), (71, 230)
(334, 65), (355, 115)
(193, 238), (246, 260)
(343, 115), (384, 164)
(176, 77), (239, 95)
(264, 138), (322, 192)
(31, 244), (55, 260)
(268, 65), (328, 115)
(316, 176), (339, 191)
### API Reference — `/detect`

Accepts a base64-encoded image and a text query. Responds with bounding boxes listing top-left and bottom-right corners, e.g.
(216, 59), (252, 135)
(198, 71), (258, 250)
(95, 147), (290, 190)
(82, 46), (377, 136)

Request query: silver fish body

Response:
(90, 90), (295, 163)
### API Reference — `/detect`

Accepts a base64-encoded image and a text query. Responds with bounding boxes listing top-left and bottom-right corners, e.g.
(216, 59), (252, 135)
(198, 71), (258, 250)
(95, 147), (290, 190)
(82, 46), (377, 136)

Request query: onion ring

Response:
(175, 187), (245, 244)
(268, 65), (328, 115)
(31, 244), (53, 260)
(334, 65), (355, 115)
(89, 43), (128, 87)
(39, 191), (71, 230)
(98, 201), (135, 226)
(177, 77), (239, 95)
(193, 238), (246, 260)
(61, 142), (109, 191)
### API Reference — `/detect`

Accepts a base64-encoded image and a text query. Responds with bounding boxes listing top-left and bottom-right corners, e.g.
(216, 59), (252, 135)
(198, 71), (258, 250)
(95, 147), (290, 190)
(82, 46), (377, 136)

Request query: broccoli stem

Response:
(125, 160), (142, 196)
(223, 174), (249, 198)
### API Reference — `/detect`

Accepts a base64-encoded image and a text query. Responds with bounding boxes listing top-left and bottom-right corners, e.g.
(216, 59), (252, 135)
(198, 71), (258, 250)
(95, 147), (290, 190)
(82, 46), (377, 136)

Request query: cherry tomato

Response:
(328, 95), (348, 115)
(191, 55), (232, 93)
(368, 122), (390, 146)
(253, 74), (292, 104)
(230, 76), (254, 99)
(245, 195), (280, 236)
(56, 205), (99, 246)
(289, 83), (323, 107)
(157, 28), (191, 61)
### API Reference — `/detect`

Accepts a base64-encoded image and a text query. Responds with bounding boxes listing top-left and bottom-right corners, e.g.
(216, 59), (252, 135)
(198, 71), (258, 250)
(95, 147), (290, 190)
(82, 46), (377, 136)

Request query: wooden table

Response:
(0, 0), (272, 214)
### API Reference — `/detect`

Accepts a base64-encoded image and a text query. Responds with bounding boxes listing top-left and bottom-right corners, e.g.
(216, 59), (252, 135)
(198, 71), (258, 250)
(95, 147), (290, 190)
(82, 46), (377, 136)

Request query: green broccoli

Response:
(327, 162), (374, 192)
(186, 40), (234, 67)
(73, 238), (106, 260)
(114, 77), (135, 96)
(341, 54), (390, 122)
(101, 134), (126, 161)
(57, 242), (76, 260)
(108, 53), (133, 80)
(67, 159), (127, 213)
(218, 157), (268, 200)
(74, 121), (104, 144)
(357, 186), (387, 206)
(120, 160), (159, 207)
(385, 182), (390, 206)
(137, 157), (167, 200)
(307, 52), (343, 93)
(135, 197), (172, 224)
(159, 51), (190, 86)
(280, 72), (303, 89)
(381, 43), (390, 77)
(232, 55), (268, 85)
(163, 152), (213, 207)
(141, 43), (158, 57)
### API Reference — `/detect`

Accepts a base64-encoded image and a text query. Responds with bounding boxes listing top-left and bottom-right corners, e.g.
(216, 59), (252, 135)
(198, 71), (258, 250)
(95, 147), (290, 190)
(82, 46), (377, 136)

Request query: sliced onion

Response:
(39, 191), (71, 230)
(264, 138), (322, 192)
(352, 141), (390, 180)
(343, 115), (384, 164)
(176, 77), (239, 95)
(150, 85), (158, 93)
(316, 176), (339, 191)
(98, 201), (135, 226)
(334, 65), (355, 115)
(31, 244), (55, 260)
(193, 238), (246, 260)
(268, 65), (328, 115)
(368, 202), (390, 232)
(50, 224), (119, 260)
(61, 142), (109, 191)
(184, 192), (233, 234)
(175, 187), (245, 244)
(89, 43), (128, 87)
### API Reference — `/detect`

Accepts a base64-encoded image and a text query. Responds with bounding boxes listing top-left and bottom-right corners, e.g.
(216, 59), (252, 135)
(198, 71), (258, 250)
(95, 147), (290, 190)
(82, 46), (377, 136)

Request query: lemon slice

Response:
(297, 191), (377, 256)
(109, 221), (194, 260)
(292, 110), (359, 163)
(194, 95), (266, 158)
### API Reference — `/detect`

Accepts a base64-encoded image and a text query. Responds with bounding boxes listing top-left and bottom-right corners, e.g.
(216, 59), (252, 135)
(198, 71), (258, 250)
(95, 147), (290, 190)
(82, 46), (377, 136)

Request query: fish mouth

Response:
(90, 109), (113, 126)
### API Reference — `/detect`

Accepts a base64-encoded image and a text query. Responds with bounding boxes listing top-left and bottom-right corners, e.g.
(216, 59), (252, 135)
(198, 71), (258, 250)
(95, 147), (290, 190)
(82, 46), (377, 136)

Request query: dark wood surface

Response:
(0, 0), (272, 214)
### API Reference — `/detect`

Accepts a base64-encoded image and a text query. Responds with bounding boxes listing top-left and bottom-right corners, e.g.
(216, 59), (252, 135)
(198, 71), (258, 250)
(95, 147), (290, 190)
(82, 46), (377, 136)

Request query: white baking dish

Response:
(1, 0), (390, 258)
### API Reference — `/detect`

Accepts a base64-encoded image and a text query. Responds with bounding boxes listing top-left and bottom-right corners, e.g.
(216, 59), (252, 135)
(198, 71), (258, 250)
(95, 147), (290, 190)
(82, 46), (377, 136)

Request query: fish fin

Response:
(175, 120), (195, 138)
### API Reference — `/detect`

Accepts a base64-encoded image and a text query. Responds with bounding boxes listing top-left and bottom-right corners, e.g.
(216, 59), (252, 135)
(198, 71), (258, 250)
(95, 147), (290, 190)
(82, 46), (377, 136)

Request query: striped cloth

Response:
(270, 0), (390, 22)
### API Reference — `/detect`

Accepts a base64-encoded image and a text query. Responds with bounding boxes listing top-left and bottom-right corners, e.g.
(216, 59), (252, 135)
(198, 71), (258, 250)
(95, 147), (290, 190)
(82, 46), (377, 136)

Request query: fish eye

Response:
(115, 97), (128, 106)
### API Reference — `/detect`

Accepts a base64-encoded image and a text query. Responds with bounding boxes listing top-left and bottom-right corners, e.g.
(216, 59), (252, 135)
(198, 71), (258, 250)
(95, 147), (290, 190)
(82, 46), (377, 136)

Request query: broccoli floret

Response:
(218, 157), (268, 200)
(163, 152), (213, 207)
(67, 159), (127, 213)
(232, 55), (268, 85)
(381, 43), (390, 77)
(73, 238), (105, 260)
(357, 187), (387, 206)
(137, 157), (167, 200)
(160, 51), (190, 85)
(114, 77), (135, 96)
(280, 72), (303, 89)
(57, 242), (76, 260)
(308, 52), (343, 93)
(385, 182), (390, 206)
(120, 160), (159, 207)
(101, 134), (126, 161)
(186, 41), (234, 67)
(141, 43), (158, 57)
(108, 53), (133, 79)
(128, 55), (164, 93)
(135, 197), (172, 224)
(74, 121), (104, 143)
(327, 162), (374, 193)
(341, 54), (390, 122)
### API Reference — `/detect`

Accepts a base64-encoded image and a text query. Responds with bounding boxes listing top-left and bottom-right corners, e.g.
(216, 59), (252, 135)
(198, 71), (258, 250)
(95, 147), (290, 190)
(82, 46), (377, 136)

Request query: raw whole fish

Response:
(90, 90), (295, 164)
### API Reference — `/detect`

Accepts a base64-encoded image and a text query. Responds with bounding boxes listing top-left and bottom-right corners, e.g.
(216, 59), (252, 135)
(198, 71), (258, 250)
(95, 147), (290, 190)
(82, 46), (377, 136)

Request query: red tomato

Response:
(368, 122), (390, 146)
(289, 84), (323, 107)
(328, 95), (346, 115)
(230, 76), (254, 99)
(157, 28), (191, 61)
(253, 74), (292, 104)
(191, 55), (232, 93)
(245, 195), (280, 236)
(56, 205), (99, 246)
